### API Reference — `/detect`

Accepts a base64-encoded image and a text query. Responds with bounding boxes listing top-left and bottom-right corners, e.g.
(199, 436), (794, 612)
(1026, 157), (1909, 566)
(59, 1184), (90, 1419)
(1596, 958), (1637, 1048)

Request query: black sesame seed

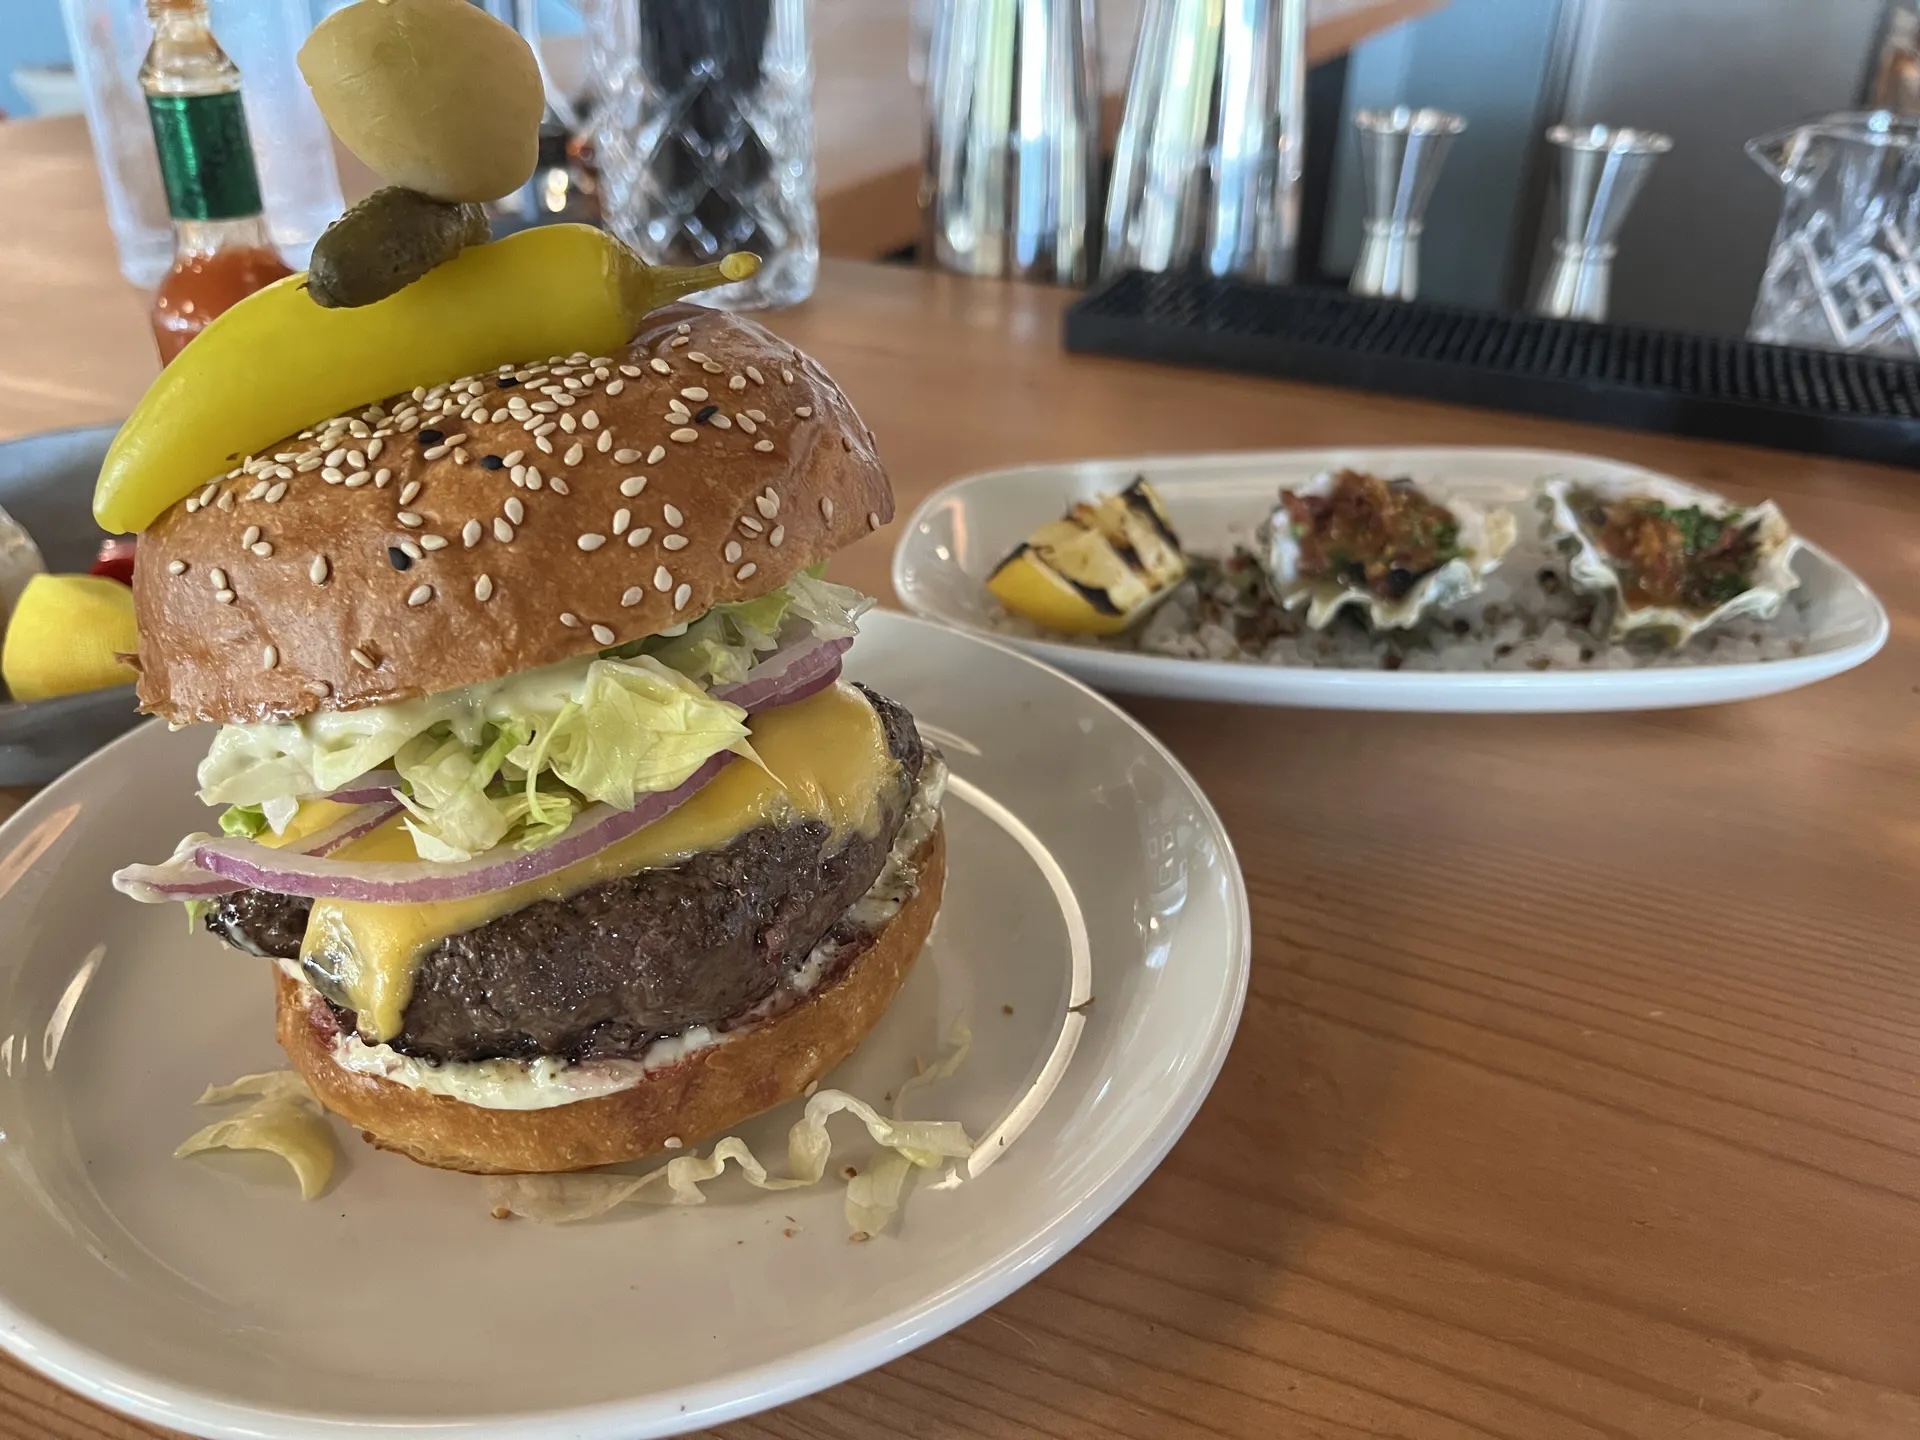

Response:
(480, 454), (505, 470)
(497, 377), (522, 388)
(418, 428), (445, 446)
(388, 547), (412, 571)
(695, 404), (719, 423)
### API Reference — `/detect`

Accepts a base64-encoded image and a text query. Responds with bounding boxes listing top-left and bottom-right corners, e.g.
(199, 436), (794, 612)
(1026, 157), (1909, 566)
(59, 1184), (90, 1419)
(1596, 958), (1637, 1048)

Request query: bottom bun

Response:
(278, 823), (946, 1175)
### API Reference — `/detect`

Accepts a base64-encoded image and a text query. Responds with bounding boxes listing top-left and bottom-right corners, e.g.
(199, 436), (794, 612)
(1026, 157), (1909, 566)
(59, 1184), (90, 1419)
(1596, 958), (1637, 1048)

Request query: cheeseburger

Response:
(114, 303), (947, 1175)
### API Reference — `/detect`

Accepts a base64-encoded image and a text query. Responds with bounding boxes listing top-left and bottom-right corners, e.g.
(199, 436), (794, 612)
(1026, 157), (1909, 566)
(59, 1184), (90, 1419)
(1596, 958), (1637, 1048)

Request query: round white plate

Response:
(0, 612), (1248, 1438)
(892, 446), (1891, 713)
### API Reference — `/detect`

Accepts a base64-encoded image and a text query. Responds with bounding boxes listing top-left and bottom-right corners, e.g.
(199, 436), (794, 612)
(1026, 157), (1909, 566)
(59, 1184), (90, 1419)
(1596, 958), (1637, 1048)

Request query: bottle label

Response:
(146, 92), (265, 222)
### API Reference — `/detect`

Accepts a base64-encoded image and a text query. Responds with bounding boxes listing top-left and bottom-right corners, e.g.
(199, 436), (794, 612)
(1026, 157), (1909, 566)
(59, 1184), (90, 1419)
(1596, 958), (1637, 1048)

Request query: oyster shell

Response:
(1541, 476), (1801, 644)
(1262, 470), (1517, 630)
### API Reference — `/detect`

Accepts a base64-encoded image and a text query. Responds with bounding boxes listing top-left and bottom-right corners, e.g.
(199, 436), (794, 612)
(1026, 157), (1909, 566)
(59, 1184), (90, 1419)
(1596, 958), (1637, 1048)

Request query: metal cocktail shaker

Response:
(921, 0), (1100, 284)
(1101, 0), (1309, 283)
(1349, 107), (1465, 301)
(1532, 123), (1671, 323)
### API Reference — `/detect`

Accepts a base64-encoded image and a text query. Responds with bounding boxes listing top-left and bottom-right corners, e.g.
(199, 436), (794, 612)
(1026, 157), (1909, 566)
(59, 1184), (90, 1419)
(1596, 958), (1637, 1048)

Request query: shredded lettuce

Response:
(192, 575), (869, 861)
(218, 803), (267, 838)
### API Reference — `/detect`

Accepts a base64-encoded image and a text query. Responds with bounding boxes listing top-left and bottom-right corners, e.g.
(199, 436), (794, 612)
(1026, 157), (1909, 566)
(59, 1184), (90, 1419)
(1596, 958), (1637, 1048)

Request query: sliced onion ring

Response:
(113, 800), (402, 903)
(187, 752), (734, 904)
(325, 769), (401, 805)
(714, 634), (851, 711)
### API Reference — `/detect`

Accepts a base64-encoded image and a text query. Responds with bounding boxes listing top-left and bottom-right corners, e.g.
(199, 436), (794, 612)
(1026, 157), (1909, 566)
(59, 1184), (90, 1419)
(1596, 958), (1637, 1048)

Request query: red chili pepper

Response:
(90, 536), (137, 586)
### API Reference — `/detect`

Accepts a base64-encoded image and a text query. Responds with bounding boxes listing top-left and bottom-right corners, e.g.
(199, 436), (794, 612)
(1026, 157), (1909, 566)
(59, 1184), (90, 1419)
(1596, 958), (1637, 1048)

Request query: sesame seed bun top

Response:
(130, 304), (892, 727)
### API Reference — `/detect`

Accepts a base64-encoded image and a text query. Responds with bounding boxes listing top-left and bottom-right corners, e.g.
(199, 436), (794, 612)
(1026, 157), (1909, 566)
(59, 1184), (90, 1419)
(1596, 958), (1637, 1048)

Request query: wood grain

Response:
(3, 170), (1919, 1440)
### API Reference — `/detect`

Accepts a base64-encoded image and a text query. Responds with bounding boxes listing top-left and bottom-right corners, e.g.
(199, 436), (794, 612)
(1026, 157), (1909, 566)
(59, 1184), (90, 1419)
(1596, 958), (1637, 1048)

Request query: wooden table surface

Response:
(4, 162), (1920, 1440)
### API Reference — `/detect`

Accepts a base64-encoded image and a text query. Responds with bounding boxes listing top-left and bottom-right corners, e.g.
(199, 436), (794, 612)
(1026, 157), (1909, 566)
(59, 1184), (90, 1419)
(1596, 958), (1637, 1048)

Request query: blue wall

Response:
(1, 0), (71, 118)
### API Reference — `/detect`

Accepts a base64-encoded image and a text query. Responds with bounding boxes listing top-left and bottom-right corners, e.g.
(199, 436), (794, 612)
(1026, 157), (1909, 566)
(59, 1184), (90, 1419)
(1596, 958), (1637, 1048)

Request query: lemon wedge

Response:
(2, 574), (139, 702)
(986, 479), (1186, 636)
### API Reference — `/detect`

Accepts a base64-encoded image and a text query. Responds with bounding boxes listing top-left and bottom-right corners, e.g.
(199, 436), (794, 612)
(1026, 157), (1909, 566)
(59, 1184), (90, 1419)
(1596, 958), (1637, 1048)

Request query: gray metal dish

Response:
(0, 424), (144, 786)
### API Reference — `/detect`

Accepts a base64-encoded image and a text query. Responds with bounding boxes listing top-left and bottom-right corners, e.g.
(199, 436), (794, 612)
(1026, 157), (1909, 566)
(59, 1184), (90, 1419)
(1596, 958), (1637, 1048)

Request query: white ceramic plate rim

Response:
(891, 445), (1892, 712)
(0, 613), (1251, 1440)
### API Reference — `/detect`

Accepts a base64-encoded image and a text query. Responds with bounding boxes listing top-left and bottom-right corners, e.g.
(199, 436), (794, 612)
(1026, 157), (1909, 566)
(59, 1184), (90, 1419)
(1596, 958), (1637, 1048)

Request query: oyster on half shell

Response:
(1541, 476), (1802, 645)
(1261, 470), (1517, 630)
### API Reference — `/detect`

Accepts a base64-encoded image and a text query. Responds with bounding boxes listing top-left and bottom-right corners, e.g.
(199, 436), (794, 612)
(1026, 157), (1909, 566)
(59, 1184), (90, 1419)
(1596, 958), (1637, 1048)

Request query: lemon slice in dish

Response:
(986, 479), (1186, 636)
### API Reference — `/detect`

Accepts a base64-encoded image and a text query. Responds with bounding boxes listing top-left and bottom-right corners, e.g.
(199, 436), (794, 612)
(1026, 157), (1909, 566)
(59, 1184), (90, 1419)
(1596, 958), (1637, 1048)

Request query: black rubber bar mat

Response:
(1063, 269), (1920, 469)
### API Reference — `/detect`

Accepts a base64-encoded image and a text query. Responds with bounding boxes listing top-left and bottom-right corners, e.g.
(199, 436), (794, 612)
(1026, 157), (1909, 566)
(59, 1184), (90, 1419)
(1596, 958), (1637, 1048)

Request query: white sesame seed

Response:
(612, 508), (631, 536)
(673, 581), (692, 609)
(550, 477), (570, 496)
(740, 516), (764, 534)
(242, 525), (261, 546)
(614, 449), (643, 466)
(345, 471), (371, 488)
(628, 527), (652, 547)
(296, 456), (324, 473)
(662, 533), (688, 550)
(398, 511), (424, 528)
(671, 428), (698, 443)
(756, 490), (779, 518)
(711, 414), (733, 430)
(505, 497), (525, 524)
(596, 431), (613, 453)
(821, 497), (834, 522)
(325, 447), (347, 467)
(559, 412), (577, 434)
(475, 574), (495, 602)
(306, 680), (332, 697)
(494, 518), (516, 543)
(868, 512), (881, 530)
(724, 540), (742, 563)
(350, 647), (375, 669)
(444, 433), (469, 447)
(737, 414), (758, 434)
(795, 406), (813, 419)
(736, 562), (757, 580)
(399, 539), (423, 560)
(262, 645), (277, 670)
(407, 584), (433, 607)
(782, 368), (795, 383)
(399, 480), (421, 505)
(565, 442), (585, 465)
(747, 367), (765, 385)
(461, 520), (482, 548)
(422, 443), (452, 460)
(526, 467), (544, 490)
(702, 362), (723, 375)
(215, 588), (235, 604)
(185, 498), (201, 513)
(679, 326), (694, 338)
(591, 623), (615, 644)
(729, 375), (747, 391)
(322, 468), (345, 485)
(535, 437), (554, 454)
(654, 566), (673, 592)
(671, 335), (690, 348)
(753, 439), (775, 453)
(746, 408), (766, 422)
(347, 451), (368, 470)
(650, 358), (671, 374)
(582, 410), (600, 430)
(578, 533), (607, 551)
(489, 408), (510, 424)
(419, 535), (448, 551)
(252, 541), (274, 557)
(374, 468), (393, 488)
(668, 401), (690, 419)
(309, 556), (330, 585)
(606, 380), (626, 398)
(664, 1135), (683, 1150)
(559, 612), (580, 628)
(208, 567), (228, 589)
(198, 483), (219, 505)
(660, 503), (684, 528)
(367, 438), (384, 461)
(680, 387), (709, 402)
(614, 584), (645, 610)
(647, 446), (666, 464)
(531, 401), (557, 414)
(168, 559), (188, 575)
(770, 525), (784, 548)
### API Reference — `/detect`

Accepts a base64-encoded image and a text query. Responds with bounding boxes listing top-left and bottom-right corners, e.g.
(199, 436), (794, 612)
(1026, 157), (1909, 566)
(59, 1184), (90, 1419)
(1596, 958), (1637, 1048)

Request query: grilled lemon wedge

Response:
(986, 478), (1186, 636)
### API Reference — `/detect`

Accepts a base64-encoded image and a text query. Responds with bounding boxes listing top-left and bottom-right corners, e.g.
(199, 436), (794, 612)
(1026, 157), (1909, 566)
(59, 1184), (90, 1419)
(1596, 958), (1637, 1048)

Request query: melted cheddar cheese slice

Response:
(299, 682), (896, 1042)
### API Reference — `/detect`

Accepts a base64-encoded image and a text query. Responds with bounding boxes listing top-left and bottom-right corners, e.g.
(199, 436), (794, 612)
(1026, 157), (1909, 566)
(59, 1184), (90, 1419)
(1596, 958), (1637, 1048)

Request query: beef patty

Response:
(205, 684), (925, 1064)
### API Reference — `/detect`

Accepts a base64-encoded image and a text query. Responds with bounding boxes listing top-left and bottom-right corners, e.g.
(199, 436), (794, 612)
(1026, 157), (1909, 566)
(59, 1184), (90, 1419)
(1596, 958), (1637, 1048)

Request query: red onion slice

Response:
(325, 769), (401, 805)
(714, 635), (851, 712)
(113, 800), (402, 903)
(188, 752), (734, 904)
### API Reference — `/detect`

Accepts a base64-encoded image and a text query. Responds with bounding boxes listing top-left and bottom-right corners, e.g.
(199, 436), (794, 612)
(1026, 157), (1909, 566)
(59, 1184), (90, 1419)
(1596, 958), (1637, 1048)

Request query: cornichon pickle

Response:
(298, 0), (543, 204)
(307, 187), (492, 309)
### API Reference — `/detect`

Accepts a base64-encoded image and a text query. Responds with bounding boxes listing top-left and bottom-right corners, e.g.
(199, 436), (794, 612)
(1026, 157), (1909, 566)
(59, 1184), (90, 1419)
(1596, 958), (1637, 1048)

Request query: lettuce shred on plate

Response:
(174, 1070), (337, 1199)
(484, 1024), (974, 1236)
(194, 572), (869, 863)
